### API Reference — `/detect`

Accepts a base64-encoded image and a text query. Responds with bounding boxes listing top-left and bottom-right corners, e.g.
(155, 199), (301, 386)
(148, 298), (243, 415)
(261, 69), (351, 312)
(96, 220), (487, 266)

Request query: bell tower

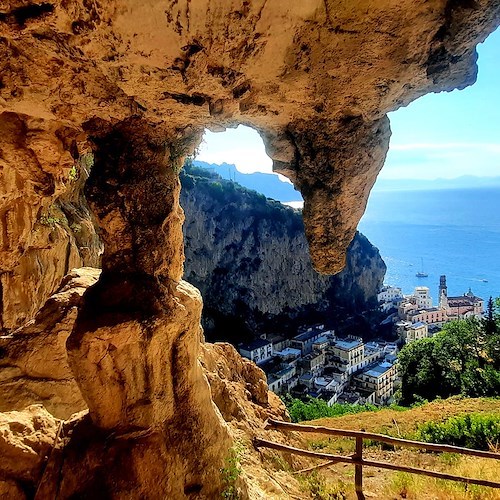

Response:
(439, 275), (448, 309)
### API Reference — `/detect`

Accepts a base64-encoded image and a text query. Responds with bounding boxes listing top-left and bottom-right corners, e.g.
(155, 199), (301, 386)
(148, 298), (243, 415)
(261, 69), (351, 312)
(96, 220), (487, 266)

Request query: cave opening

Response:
(179, 124), (383, 347)
(180, 124), (304, 345)
(359, 26), (500, 303)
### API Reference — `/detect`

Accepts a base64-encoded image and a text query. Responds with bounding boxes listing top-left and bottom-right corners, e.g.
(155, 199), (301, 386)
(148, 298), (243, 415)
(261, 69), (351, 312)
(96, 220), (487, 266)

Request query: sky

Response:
(197, 27), (499, 181)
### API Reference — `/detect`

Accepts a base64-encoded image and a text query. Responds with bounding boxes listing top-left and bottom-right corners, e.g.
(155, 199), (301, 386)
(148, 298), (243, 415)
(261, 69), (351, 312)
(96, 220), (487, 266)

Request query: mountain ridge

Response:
(194, 160), (500, 198)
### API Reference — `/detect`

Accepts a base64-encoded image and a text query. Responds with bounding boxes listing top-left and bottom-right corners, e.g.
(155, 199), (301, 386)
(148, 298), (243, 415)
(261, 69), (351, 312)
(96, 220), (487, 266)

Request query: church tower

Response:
(439, 275), (448, 309)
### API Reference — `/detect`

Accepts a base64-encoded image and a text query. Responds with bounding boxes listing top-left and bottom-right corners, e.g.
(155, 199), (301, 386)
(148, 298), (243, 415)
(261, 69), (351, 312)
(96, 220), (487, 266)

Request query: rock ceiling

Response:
(2, 0), (498, 272)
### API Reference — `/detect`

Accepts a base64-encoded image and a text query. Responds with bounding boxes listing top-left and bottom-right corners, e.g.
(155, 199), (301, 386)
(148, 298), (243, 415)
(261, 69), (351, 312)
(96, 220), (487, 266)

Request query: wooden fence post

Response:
(355, 436), (365, 500)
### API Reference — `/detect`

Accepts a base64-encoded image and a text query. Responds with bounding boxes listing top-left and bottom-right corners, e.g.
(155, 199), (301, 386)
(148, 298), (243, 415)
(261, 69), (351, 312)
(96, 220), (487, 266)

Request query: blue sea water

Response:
(358, 187), (500, 302)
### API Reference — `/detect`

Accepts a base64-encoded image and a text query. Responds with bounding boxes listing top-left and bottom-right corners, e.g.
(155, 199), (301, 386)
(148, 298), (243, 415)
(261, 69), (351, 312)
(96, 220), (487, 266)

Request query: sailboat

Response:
(416, 258), (428, 278)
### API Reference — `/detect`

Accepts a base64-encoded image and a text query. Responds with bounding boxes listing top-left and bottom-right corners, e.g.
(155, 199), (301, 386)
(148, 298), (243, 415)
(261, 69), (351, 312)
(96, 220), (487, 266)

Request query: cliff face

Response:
(181, 165), (386, 340)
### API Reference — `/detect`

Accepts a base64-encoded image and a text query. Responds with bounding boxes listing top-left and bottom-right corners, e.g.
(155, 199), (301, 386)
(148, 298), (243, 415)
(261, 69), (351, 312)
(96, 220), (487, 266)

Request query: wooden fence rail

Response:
(253, 419), (500, 499)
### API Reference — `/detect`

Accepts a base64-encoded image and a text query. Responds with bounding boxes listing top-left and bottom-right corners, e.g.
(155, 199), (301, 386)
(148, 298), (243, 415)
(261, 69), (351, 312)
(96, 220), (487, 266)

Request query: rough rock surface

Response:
(0, 404), (59, 497)
(59, 120), (233, 498)
(181, 165), (386, 339)
(0, 114), (102, 331)
(0, 0), (499, 497)
(0, 267), (304, 498)
(0, 267), (98, 419)
(1, 0), (498, 274)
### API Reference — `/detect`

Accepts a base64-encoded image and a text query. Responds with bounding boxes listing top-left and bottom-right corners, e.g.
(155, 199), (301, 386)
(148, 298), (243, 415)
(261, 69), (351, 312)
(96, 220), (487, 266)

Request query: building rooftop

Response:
(448, 295), (483, 306)
(302, 351), (324, 361)
(363, 361), (394, 378)
(274, 366), (294, 378)
(238, 338), (271, 351)
(313, 335), (330, 345)
(275, 347), (301, 358)
(411, 321), (427, 329)
(314, 376), (334, 387)
(385, 354), (398, 363)
(293, 329), (324, 343)
(409, 307), (440, 315)
(333, 338), (363, 351)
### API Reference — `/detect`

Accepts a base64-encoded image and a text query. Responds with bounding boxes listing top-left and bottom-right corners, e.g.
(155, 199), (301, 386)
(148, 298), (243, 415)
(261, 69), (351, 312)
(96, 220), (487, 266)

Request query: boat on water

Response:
(481, 279), (489, 283)
(416, 258), (428, 278)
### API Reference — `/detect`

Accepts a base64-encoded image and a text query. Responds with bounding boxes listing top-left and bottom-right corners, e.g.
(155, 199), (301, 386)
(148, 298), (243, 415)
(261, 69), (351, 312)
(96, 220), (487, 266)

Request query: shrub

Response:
(38, 214), (63, 227)
(68, 165), (79, 181)
(282, 395), (379, 423)
(220, 443), (243, 499)
(416, 413), (500, 450)
(299, 472), (348, 500)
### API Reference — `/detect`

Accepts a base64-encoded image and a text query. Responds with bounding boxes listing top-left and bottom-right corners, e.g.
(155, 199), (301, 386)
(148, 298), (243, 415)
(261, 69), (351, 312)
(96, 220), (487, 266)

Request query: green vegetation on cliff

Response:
(282, 394), (380, 423)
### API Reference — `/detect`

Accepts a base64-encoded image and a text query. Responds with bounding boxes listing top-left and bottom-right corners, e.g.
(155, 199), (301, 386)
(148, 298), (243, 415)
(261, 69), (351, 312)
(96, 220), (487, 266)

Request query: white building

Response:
(312, 335), (330, 352)
(267, 364), (297, 394)
(274, 347), (301, 361)
(290, 327), (328, 355)
(378, 285), (403, 303)
(413, 287), (433, 309)
(328, 336), (365, 375)
(354, 361), (397, 405)
(300, 351), (326, 375)
(405, 321), (429, 343)
(238, 338), (273, 364)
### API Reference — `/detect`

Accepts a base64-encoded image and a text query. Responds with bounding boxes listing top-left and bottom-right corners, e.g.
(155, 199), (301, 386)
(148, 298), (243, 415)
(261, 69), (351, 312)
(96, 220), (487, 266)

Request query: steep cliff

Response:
(181, 163), (386, 340)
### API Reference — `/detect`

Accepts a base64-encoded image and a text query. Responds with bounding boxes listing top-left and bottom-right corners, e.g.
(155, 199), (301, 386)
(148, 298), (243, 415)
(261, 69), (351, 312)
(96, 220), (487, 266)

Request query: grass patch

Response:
(298, 398), (500, 498)
(384, 457), (500, 499)
(298, 471), (349, 500)
(283, 395), (380, 423)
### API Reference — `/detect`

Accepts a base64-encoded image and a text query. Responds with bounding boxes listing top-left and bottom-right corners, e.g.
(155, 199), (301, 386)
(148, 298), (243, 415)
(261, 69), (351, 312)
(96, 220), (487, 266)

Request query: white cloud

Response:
(196, 125), (500, 182)
(391, 142), (500, 153)
(380, 141), (500, 180)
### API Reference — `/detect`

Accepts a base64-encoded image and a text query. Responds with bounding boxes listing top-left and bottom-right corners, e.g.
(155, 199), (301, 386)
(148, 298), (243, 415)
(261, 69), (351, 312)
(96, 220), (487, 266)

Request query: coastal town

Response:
(238, 274), (485, 407)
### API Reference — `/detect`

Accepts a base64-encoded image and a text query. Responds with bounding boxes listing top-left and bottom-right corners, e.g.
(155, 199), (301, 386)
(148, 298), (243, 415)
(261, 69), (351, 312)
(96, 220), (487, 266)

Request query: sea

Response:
(358, 187), (500, 302)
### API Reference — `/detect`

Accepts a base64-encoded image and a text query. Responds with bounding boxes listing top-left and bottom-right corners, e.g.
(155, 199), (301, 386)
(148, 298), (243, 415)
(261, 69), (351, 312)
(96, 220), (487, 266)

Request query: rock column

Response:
(65, 118), (231, 498)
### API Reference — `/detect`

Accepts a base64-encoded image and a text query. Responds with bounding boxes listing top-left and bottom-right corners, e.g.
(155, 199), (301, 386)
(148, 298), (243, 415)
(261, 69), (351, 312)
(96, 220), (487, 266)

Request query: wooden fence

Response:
(253, 418), (500, 499)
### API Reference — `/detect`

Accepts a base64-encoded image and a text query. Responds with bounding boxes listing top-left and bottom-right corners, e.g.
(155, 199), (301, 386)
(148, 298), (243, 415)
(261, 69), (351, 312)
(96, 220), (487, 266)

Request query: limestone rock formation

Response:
(1, 0), (498, 274)
(0, 268), (300, 498)
(0, 404), (59, 497)
(201, 342), (288, 425)
(0, 114), (102, 331)
(0, 0), (499, 497)
(0, 267), (98, 419)
(181, 165), (386, 339)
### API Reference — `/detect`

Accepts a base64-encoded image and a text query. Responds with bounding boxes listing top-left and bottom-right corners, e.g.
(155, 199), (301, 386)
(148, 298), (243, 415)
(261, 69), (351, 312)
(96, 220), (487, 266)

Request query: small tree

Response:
(484, 296), (497, 337)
